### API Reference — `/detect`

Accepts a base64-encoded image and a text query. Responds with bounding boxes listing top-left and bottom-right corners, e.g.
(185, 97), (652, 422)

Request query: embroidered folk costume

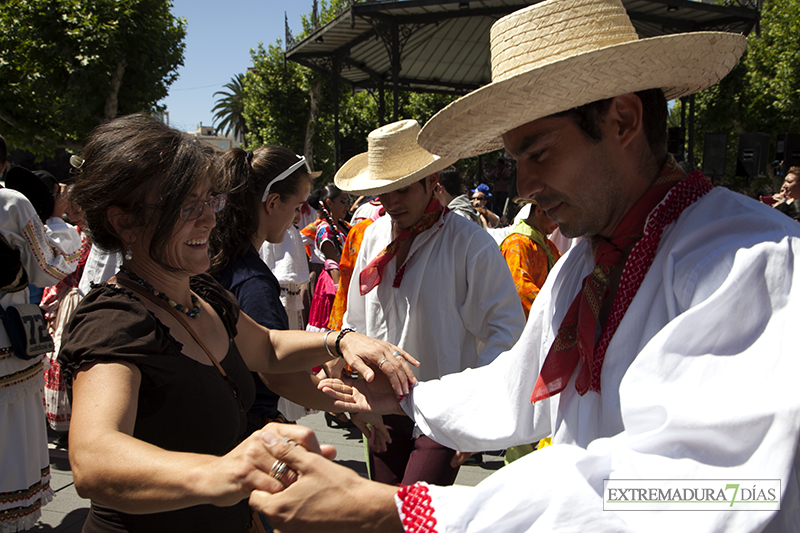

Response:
(327, 218), (375, 331)
(500, 218), (561, 318)
(0, 189), (81, 532)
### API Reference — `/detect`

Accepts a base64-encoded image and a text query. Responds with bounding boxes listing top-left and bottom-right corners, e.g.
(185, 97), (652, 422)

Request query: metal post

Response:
(688, 94), (695, 170)
(333, 55), (341, 171)
(391, 22), (400, 121)
(378, 79), (385, 126)
(680, 96), (687, 163)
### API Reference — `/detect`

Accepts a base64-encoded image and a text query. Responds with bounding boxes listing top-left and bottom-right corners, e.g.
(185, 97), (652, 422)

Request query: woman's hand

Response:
(199, 429), (299, 507)
(250, 424), (402, 533)
(318, 372), (406, 416)
(337, 331), (418, 396)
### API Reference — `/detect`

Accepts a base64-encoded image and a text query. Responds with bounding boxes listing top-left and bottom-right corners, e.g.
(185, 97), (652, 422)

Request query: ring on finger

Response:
(269, 459), (289, 482)
(379, 358), (389, 368)
(392, 350), (403, 358)
(281, 437), (297, 447)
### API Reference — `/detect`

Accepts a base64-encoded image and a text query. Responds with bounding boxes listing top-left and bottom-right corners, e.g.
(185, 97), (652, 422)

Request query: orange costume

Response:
(328, 218), (375, 330)
(500, 220), (561, 319)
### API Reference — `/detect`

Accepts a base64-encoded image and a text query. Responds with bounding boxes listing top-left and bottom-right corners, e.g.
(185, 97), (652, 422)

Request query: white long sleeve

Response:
(402, 188), (800, 532)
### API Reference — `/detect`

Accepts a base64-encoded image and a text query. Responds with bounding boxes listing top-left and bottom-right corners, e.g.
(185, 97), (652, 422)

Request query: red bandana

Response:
(359, 197), (444, 295)
(531, 161), (713, 403)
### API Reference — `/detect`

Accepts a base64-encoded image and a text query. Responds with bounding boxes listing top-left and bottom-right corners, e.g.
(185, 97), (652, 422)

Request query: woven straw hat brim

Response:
(418, 31), (746, 159)
(335, 151), (457, 196)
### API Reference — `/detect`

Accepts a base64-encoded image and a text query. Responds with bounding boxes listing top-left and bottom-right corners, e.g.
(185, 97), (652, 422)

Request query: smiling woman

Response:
(57, 115), (418, 533)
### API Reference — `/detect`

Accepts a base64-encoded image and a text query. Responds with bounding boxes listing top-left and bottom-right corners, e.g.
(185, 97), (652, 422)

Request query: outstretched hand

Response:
(318, 371), (407, 416)
(337, 331), (419, 396)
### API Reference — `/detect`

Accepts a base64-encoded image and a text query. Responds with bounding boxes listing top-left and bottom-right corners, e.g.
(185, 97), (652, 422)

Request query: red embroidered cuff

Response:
(396, 483), (439, 533)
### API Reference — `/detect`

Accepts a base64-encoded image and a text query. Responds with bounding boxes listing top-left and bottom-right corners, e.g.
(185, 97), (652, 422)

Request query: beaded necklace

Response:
(120, 267), (201, 319)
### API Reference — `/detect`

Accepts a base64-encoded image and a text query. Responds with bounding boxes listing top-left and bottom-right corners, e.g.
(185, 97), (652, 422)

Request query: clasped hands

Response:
(335, 332), (419, 397)
(248, 423), (401, 533)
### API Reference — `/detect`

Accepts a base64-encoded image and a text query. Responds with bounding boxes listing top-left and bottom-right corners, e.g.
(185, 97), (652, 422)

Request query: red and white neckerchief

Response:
(531, 164), (713, 403)
(359, 197), (445, 295)
(396, 483), (438, 533)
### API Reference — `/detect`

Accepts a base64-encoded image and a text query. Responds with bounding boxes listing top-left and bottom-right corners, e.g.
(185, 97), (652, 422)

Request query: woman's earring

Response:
(124, 245), (133, 261)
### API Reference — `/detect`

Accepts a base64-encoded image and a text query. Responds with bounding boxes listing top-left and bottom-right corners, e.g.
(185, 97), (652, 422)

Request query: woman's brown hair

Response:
(69, 114), (217, 272)
(208, 146), (311, 276)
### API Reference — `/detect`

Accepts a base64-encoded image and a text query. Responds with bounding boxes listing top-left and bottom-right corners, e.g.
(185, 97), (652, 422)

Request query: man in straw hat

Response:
(250, 0), (800, 530)
(332, 118), (525, 486)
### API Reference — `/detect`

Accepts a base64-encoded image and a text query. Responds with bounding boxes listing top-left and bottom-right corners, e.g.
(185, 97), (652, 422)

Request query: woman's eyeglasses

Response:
(180, 193), (227, 221)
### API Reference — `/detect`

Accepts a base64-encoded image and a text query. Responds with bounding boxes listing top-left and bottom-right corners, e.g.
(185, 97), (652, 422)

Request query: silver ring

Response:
(269, 459), (289, 481)
(392, 350), (403, 357)
(281, 437), (297, 447)
(379, 358), (389, 368)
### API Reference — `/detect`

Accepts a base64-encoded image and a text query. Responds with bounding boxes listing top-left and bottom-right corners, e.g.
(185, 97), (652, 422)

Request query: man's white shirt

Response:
(404, 187), (800, 532)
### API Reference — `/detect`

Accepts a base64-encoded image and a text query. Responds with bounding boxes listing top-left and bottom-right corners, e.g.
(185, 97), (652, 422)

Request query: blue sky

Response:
(159, 0), (312, 133)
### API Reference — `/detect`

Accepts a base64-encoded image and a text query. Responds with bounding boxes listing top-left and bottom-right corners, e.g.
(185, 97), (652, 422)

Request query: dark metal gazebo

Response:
(286, 0), (761, 168)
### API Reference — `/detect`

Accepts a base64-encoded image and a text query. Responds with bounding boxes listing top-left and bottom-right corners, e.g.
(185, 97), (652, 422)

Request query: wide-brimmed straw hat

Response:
(418, 0), (747, 159)
(335, 119), (457, 196)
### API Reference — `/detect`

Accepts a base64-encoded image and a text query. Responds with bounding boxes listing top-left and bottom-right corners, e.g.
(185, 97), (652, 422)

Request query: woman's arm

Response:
(234, 311), (418, 396)
(261, 371), (344, 413)
(69, 360), (285, 513)
(321, 240), (342, 284)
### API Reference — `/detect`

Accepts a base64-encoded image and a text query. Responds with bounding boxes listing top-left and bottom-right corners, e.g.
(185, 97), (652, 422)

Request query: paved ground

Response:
(35, 412), (504, 531)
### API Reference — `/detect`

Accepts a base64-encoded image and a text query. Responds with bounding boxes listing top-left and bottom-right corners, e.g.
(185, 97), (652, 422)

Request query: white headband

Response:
(261, 155), (309, 202)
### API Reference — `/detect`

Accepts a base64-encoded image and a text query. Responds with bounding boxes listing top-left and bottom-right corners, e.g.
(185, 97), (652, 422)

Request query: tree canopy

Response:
(212, 73), (247, 141)
(0, 0), (186, 155)
(239, 0), (463, 182)
(675, 0), (800, 194)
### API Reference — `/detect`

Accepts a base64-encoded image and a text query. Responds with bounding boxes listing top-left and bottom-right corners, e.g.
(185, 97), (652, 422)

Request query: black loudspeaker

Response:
(702, 133), (728, 180)
(667, 127), (685, 160)
(775, 133), (800, 177)
(736, 133), (770, 179)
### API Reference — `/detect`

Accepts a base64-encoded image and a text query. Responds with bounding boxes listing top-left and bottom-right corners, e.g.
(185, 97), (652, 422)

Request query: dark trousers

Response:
(370, 414), (460, 486)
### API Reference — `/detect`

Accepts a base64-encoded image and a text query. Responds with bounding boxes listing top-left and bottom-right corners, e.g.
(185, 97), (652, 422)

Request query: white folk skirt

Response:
(0, 350), (53, 532)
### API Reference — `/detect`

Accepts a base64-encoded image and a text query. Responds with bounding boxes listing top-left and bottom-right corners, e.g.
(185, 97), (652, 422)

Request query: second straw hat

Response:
(335, 119), (457, 196)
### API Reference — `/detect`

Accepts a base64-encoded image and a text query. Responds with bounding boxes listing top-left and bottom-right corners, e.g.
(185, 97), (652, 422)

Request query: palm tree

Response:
(212, 73), (247, 142)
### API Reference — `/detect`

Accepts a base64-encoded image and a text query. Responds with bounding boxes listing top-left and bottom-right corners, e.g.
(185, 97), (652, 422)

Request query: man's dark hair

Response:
(0, 134), (7, 165)
(554, 88), (668, 158)
(438, 166), (463, 197)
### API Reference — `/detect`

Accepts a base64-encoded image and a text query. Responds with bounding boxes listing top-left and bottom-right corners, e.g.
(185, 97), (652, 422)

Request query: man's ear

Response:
(607, 93), (644, 150)
(427, 172), (439, 193)
(107, 206), (135, 245)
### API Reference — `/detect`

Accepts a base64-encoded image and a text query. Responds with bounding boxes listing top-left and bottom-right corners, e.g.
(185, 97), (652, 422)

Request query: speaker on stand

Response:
(775, 133), (800, 179)
(736, 133), (770, 185)
(702, 133), (727, 185)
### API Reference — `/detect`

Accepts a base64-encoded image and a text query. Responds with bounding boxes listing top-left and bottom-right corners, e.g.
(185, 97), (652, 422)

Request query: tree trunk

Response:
(104, 59), (128, 120)
(305, 79), (321, 171)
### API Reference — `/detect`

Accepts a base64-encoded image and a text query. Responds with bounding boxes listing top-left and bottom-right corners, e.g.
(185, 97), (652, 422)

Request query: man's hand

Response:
(318, 372), (406, 416)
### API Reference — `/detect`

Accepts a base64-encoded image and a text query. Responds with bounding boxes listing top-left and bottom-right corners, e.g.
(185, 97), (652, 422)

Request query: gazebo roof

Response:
(285, 0), (760, 96)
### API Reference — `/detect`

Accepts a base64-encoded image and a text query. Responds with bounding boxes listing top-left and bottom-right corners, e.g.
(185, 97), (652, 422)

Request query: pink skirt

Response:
(306, 269), (337, 332)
